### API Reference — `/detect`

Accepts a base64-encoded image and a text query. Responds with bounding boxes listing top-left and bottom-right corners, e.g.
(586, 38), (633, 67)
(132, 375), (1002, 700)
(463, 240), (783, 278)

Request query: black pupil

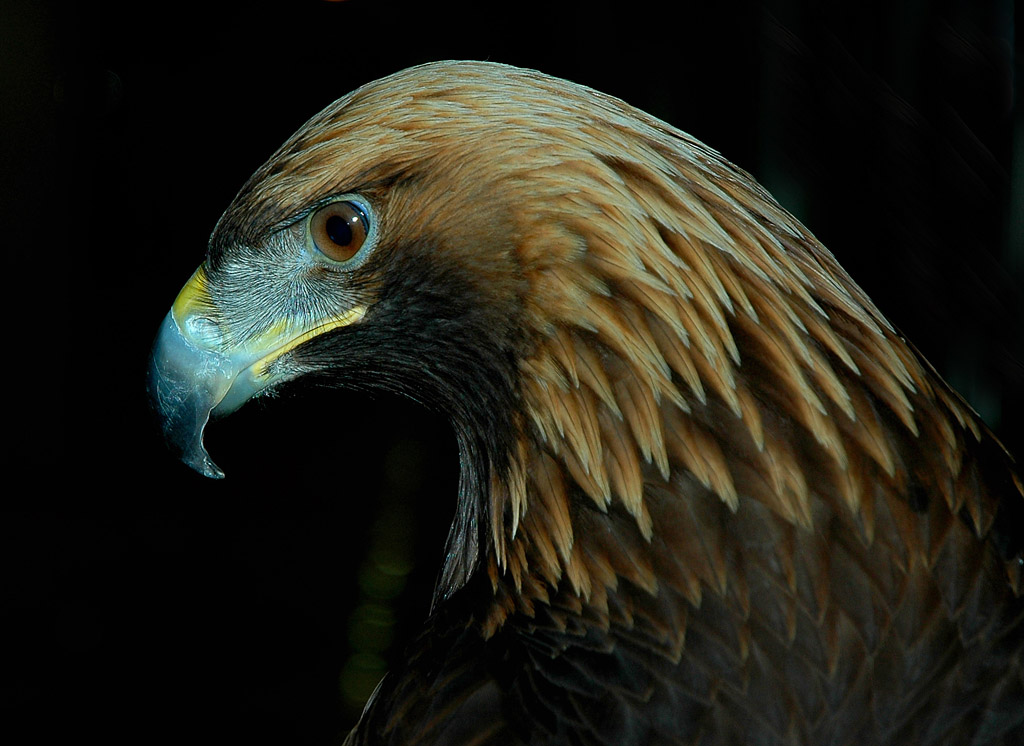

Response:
(325, 213), (354, 246)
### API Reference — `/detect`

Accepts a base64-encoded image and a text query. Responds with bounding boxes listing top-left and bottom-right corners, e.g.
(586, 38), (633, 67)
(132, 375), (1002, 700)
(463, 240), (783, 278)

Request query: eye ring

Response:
(307, 198), (375, 265)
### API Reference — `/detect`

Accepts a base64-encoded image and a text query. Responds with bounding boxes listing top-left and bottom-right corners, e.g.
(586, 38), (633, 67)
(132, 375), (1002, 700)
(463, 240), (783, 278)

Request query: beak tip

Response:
(187, 453), (227, 480)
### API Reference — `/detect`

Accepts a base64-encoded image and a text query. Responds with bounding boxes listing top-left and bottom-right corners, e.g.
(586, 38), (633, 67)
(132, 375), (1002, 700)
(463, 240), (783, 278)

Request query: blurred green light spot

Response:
(348, 601), (396, 652)
(356, 542), (414, 600)
(340, 651), (386, 706)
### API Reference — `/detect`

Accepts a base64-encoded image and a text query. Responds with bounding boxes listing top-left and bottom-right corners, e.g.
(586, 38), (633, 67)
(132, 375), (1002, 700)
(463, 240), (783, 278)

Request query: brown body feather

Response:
(201, 62), (1022, 745)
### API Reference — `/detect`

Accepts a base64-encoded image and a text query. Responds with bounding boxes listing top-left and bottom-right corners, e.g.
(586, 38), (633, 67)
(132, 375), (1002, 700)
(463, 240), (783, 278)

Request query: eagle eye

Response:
(309, 200), (371, 264)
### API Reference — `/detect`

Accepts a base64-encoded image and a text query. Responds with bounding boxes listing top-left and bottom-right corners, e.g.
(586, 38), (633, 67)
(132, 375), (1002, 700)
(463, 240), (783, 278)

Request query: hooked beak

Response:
(147, 265), (365, 478)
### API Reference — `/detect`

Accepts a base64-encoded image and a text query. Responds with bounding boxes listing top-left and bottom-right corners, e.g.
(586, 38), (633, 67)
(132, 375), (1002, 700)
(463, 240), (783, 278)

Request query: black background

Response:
(4, 1), (1022, 744)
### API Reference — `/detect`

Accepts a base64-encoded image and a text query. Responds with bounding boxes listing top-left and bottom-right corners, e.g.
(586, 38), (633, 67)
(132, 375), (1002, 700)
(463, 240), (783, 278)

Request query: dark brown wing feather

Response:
(352, 428), (1022, 745)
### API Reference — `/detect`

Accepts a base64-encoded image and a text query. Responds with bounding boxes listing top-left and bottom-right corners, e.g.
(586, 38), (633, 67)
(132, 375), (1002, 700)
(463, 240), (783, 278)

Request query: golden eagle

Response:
(148, 61), (1023, 745)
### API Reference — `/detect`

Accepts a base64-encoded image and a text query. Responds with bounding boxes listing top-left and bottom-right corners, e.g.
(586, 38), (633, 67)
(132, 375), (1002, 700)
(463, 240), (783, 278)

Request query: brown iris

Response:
(310, 201), (369, 263)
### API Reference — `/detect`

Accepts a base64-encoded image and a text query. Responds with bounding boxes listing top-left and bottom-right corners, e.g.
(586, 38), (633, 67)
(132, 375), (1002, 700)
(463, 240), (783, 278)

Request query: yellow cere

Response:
(253, 305), (367, 378)
(171, 265), (213, 321)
